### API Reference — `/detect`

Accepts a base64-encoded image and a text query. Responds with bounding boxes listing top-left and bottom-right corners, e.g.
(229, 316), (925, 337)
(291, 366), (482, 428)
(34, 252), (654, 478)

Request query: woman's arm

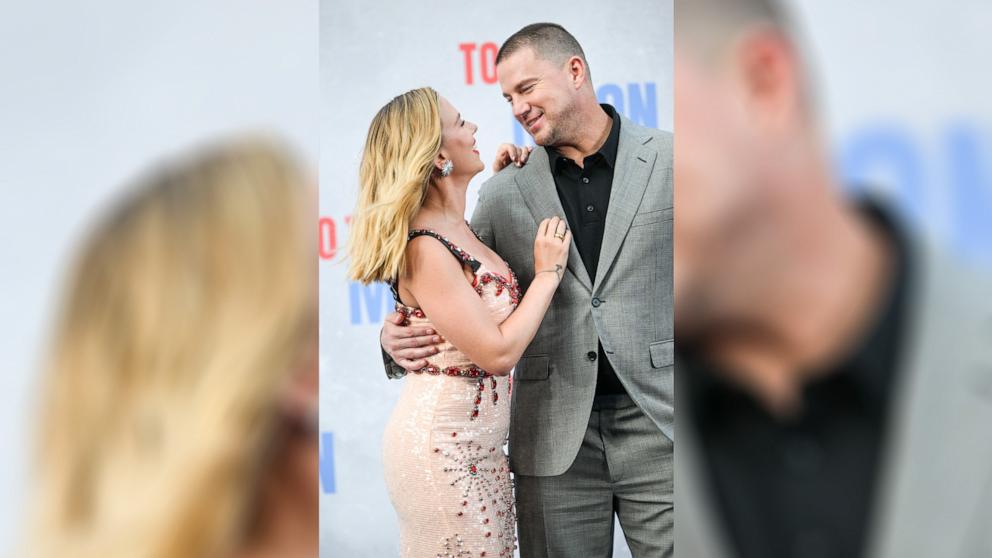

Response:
(491, 143), (532, 173)
(403, 217), (570, 375)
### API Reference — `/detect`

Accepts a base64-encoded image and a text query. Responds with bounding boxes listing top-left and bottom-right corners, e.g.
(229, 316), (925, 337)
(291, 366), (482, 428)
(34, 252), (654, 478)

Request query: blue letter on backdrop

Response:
(626, 83), (658, 128)
(320, 431), (336, 494)
(840, 124), (924, 225)
(349, 282), (393, 325)
(946, 122), (992, 265)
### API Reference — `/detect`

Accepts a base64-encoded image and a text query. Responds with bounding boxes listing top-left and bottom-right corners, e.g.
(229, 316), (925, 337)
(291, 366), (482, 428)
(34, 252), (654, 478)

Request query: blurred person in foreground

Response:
(675, 1), (992, 557)
(24, 139), (318, 558)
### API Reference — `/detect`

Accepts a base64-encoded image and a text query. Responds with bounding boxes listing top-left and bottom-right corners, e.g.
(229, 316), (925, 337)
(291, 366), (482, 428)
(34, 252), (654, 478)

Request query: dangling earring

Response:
(440, 160), (454, 177)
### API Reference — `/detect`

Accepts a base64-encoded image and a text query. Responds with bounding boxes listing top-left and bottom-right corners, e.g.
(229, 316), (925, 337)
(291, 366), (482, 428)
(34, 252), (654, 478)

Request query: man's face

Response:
(674, 46), (764, 326)
(675, 32), (814, 334)
(497, 47), (578, 147)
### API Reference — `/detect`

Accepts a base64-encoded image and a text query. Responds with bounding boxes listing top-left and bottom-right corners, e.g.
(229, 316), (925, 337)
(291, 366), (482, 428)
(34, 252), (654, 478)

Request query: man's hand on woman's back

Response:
(381, 311), (444, 372)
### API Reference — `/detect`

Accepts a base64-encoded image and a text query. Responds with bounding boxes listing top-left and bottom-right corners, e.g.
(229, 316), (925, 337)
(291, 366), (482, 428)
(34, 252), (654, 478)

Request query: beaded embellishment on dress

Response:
(391, 229), (521, 421)
(383, 226), (520, 558)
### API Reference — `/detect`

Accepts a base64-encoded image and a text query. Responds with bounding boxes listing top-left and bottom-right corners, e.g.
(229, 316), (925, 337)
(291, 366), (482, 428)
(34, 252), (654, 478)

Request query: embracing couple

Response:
(348, 23), (673, 557)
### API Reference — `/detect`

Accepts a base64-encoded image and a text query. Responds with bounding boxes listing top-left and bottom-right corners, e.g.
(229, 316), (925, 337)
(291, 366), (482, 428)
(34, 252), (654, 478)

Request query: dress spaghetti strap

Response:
(390, 229), (483, 303)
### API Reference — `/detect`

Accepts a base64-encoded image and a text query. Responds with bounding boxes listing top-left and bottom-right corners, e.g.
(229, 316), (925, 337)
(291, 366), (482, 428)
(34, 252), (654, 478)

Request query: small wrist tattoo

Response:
(538, 264), (564, 280)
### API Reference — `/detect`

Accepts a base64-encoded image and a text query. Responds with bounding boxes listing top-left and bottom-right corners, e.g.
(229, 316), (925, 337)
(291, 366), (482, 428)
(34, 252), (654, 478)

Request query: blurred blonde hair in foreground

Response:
(26, 138), (316, 558)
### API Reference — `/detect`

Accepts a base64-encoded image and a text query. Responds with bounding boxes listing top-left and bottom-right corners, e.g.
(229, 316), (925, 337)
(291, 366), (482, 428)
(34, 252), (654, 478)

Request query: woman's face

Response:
(437, 96), (484, 178)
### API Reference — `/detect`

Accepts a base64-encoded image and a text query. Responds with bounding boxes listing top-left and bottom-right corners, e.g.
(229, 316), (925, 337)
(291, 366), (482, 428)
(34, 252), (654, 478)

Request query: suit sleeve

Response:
(382, 345), (407, 380)
(470, 181), (497, 250)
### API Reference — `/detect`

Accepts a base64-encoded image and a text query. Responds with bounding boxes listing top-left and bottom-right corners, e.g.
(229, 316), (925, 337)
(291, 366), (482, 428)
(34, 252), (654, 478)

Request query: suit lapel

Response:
(868, 244), (992, 558)
(593, 120), (656, 294)
(676, 386), (736, 558)
(514, 146), (593, 292)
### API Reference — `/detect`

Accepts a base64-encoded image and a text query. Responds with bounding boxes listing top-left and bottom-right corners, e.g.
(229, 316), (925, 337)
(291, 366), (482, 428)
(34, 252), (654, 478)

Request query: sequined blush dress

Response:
(383, 229), (521, 558)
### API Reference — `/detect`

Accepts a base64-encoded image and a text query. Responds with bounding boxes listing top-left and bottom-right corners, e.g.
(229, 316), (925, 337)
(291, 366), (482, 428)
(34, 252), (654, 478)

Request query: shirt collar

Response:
(680, 195), (913, 419)
(830, 196), (912, 405)
(548, 103), (621, 173)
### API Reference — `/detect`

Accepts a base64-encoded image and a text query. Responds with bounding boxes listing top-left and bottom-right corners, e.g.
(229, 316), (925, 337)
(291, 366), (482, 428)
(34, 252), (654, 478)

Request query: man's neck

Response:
(553, 104), (612, 164)
(702, 189), (895, 417)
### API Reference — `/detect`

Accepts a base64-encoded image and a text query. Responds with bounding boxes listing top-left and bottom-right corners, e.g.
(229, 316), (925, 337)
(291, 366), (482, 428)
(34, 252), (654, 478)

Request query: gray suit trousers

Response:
(515, 396), (674, 557)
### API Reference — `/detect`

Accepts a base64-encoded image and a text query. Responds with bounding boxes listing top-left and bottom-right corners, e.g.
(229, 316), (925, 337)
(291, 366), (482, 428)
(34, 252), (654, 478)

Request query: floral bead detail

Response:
(408, 229), (482, 272)
(406, 364), (502, 421)
(396, 305), (427, 326)
(472, 271), (521, 307)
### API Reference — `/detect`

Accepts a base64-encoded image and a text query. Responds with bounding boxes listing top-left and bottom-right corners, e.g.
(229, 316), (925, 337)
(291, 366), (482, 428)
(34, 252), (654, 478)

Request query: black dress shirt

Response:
(678, 199), (912, 558)
(548, 103), (625, 397)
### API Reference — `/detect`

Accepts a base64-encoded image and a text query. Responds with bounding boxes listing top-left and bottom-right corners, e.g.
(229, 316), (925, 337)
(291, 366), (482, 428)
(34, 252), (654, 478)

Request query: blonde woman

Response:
(349, 87), (569, 557)
(27, 139), (317, 558)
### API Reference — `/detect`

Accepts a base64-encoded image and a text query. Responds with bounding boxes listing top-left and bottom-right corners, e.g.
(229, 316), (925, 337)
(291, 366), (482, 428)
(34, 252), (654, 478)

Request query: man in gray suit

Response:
(675, 1), (992, 557)
(381, 23), (673, 557)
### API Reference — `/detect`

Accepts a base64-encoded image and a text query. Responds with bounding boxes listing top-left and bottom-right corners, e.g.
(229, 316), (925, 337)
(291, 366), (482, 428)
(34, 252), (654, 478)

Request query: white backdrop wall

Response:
(318, 1), (673, 556)
(791, 0), (992, 270)
(0, 1), (317, 552)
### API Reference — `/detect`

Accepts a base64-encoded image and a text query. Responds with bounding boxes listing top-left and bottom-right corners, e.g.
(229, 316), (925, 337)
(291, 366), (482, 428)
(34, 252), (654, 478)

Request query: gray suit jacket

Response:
(470, 116), (673, 477)
(675, 237), (992, 557)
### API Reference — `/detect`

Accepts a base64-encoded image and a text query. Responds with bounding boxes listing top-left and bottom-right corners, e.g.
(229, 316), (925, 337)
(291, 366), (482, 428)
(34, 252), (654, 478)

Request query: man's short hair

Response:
(496, 23), (587, 71)
(679, 0), (791, 60)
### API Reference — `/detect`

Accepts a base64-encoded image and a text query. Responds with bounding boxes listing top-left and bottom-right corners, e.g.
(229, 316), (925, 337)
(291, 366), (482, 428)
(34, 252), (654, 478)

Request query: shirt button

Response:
(586, 204), (595, 212)
(582, 177), (590, 184)
(591, 298), (602, 308)
(587, 351), (597, 362)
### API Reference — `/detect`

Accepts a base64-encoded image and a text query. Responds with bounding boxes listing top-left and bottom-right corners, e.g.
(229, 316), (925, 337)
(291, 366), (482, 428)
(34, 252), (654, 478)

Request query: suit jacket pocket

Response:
(649, 340), (674, 368)
(631, 207), (673, 228)
(515, 355), (550, 380)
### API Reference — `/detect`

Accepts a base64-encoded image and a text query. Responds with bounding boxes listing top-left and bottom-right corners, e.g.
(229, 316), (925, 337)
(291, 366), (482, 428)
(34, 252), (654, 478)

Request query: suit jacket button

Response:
(591, 298), (602, 308)
(587, 351), (597, 362)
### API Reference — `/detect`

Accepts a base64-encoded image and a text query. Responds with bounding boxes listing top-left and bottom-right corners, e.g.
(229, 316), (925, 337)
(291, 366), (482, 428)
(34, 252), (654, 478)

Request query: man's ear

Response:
(567, 56), (587, 89)
(734, 29), (803, 133)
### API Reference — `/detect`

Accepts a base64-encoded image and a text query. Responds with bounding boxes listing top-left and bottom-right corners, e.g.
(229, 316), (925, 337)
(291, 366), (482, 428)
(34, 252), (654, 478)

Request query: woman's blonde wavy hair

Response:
(27, 138), (316, 558)
(348, 87), (443, 284)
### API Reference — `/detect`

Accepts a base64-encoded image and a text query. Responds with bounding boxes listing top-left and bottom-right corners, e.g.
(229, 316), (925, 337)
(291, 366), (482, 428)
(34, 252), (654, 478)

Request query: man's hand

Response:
(380, 311), (443, 372)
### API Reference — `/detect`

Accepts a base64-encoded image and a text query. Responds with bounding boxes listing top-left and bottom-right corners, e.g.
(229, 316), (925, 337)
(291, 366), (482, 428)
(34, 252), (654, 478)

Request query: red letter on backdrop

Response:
(480, 42), (498, 84)
(319, 217), (336, 260)
(459, 43), (477, 85)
